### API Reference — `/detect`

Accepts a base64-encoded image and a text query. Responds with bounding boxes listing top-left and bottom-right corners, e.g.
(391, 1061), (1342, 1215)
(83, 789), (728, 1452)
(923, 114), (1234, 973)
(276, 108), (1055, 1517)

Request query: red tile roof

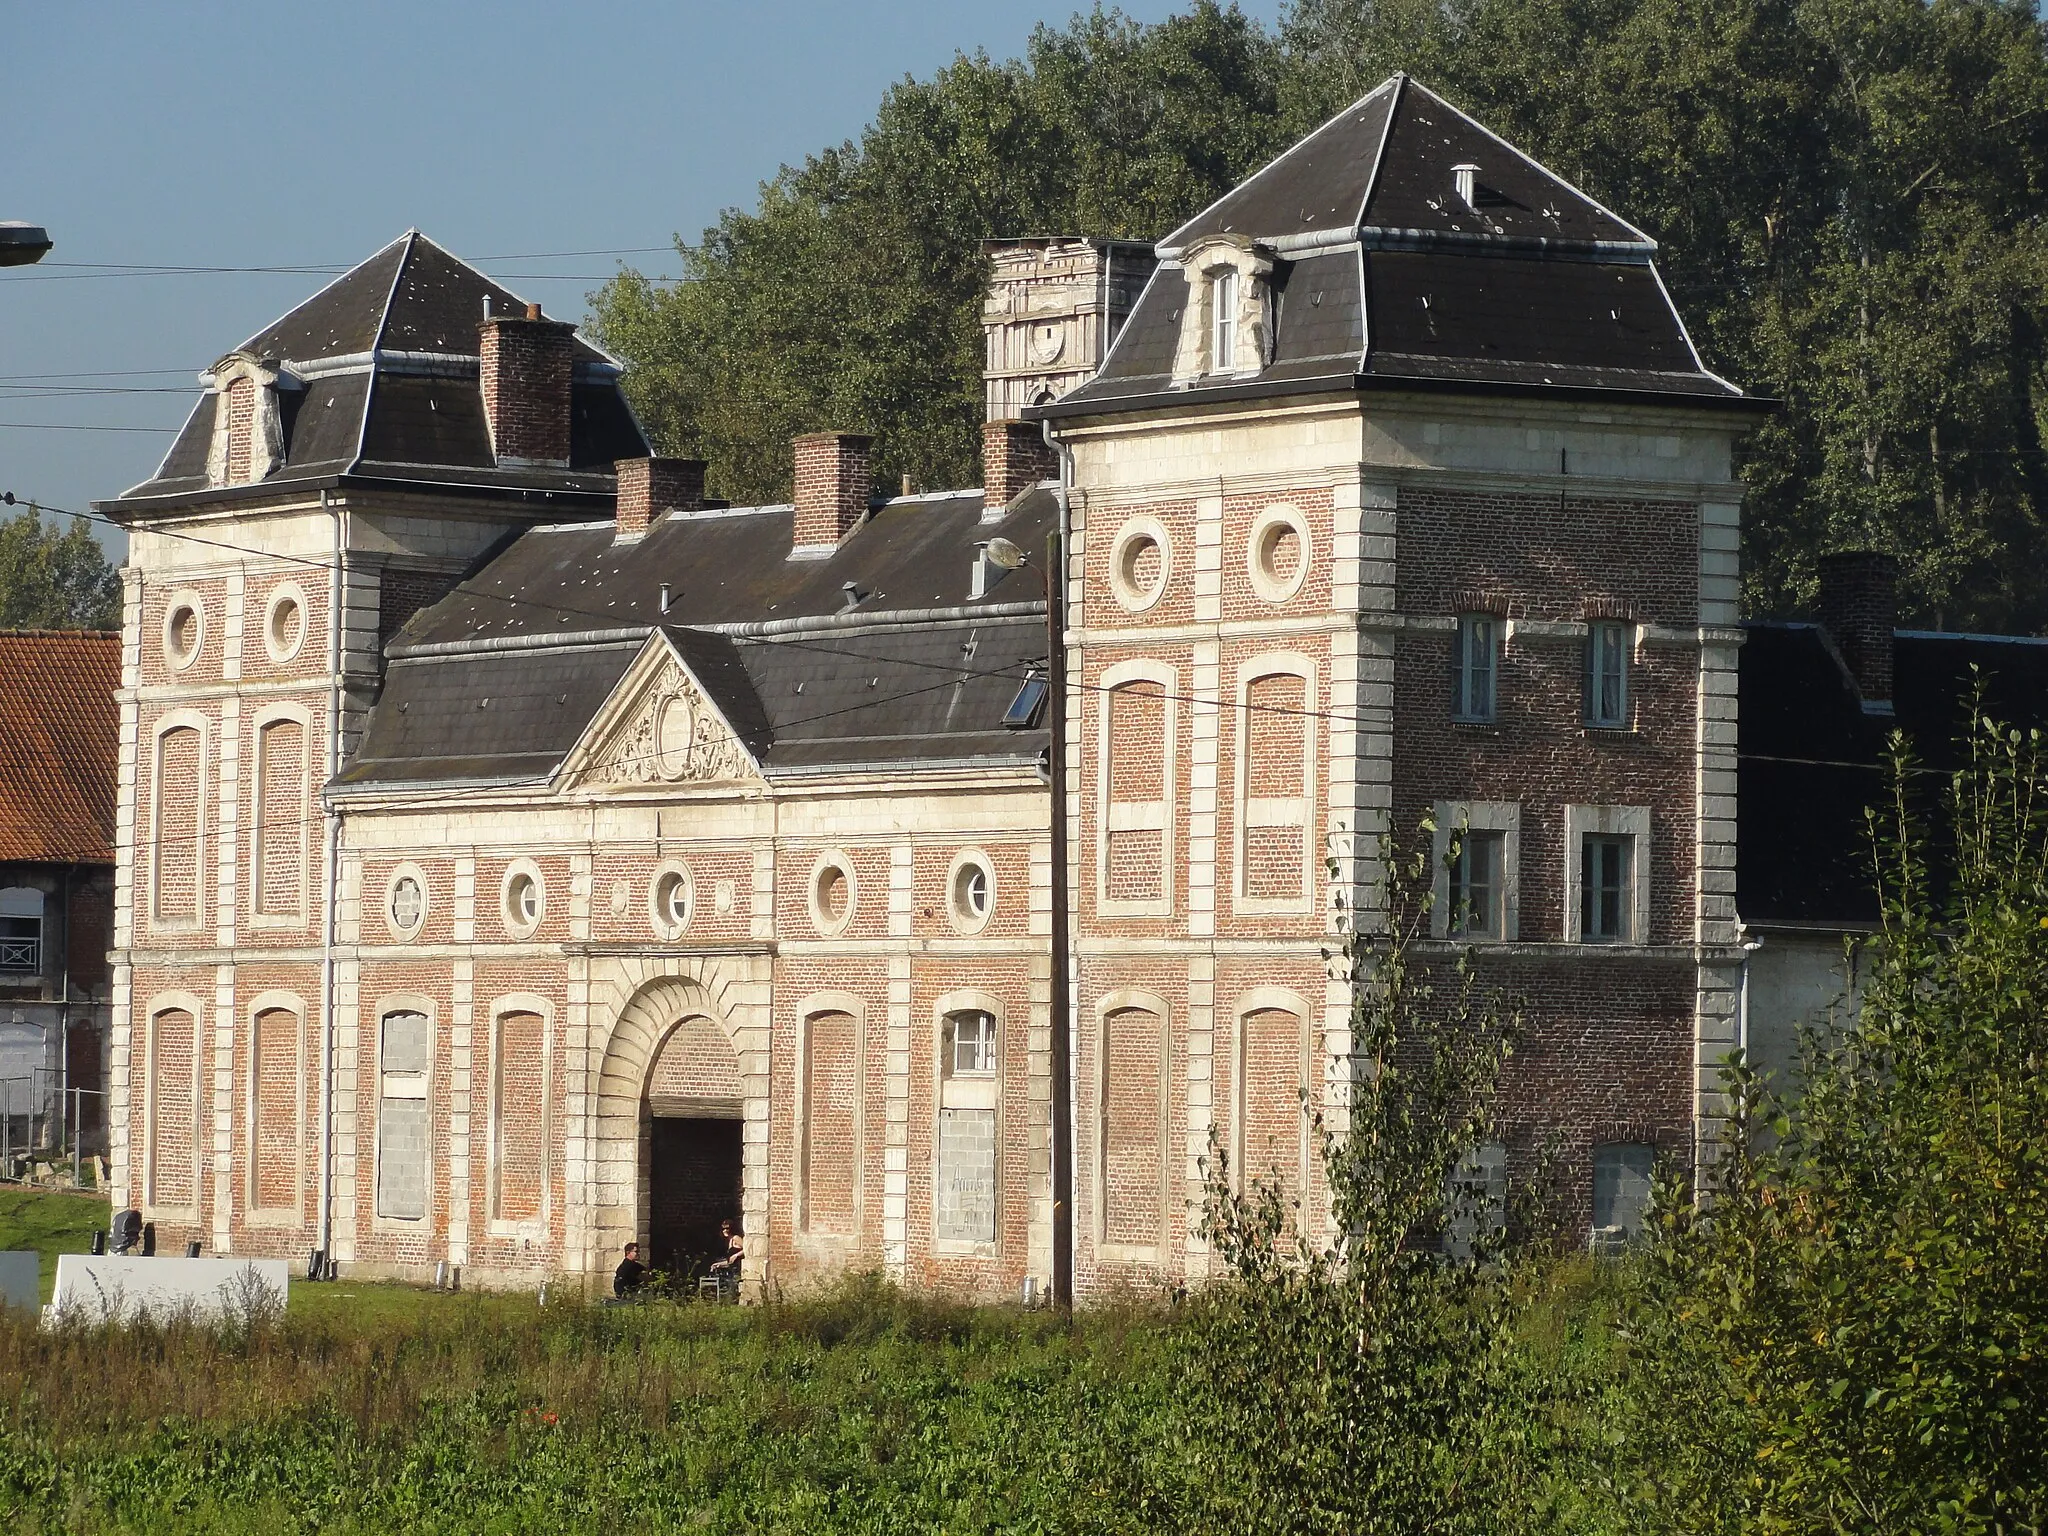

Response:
(0, 630), (120, 865)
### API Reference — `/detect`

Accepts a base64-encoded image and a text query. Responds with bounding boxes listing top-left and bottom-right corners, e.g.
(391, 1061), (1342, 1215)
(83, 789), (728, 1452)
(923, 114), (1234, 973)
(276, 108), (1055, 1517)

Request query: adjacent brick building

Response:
(106, 79), (1800, 1297)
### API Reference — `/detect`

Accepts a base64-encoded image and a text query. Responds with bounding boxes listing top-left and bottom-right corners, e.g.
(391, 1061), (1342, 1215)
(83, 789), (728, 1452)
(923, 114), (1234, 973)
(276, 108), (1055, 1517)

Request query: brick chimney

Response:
(615, 457), (706, 538)
(479, 302), (576, 466)
(1817, 551), (1897, 705)
(982, 420), (1057, 515)
(792, 432), (872, 553)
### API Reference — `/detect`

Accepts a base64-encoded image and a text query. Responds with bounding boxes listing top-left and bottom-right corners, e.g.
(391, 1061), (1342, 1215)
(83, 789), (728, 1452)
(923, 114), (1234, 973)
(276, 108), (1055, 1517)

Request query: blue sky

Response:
(1, 1), (1283, 555)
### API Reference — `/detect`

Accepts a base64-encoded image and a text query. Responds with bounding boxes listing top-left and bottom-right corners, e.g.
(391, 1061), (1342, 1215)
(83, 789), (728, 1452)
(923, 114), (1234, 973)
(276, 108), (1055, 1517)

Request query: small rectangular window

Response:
(1453, 614), (1497, 723)
(1211, 269), (1238, 372)
(1585, 621), (1629, 727)
(1580, 834), (1633, 942)
(1592, 1142), (1655, 1252)
(1449, 831), (1505, 939)
(946, 1011), (997, 1077)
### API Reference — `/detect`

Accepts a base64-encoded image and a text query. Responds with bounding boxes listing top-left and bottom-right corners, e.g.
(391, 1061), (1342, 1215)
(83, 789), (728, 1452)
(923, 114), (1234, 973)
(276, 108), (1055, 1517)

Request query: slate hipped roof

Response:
(335, 490), (1057, 791)
(0, 631), (120, 864)
(105, 232), (649, 509)
(1044, 75), (1753, 417)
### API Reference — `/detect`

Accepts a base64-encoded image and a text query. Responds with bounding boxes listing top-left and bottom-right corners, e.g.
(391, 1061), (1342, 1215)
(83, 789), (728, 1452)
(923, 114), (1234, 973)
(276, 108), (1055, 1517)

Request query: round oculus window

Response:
(164, 601), (203, 670)
(1109, 520), (1169, 612)
(264, 587), (306, 662)
(503, 868), (543, 936)
(1247, 506), (1311, 603)
(651, 866), (693, 937)
(947, 854), (995, 933)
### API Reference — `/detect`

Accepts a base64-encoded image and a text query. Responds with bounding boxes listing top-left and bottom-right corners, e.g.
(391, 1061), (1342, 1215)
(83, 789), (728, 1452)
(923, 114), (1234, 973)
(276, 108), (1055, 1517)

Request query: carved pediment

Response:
(585, 658), (758, 788)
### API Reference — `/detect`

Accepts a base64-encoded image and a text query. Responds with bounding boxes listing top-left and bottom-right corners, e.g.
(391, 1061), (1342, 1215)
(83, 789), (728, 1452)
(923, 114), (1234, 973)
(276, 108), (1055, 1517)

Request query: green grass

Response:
(0, 1186), (109, 1304)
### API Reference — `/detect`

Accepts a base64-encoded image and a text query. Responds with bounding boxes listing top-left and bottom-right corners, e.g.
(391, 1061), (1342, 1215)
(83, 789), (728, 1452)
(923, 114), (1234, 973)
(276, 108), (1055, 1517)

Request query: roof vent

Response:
(1453, 164), (1480, 209)
(840, 581), (865, 612)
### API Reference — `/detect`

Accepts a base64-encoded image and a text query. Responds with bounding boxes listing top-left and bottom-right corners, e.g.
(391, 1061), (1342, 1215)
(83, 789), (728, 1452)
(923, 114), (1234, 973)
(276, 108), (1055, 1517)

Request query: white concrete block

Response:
(47, 1256), (289, 1326)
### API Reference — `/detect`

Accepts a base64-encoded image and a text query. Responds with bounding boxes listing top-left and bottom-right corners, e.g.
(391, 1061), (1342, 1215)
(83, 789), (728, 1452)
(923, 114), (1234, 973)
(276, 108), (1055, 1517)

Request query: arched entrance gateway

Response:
(588, 972), (769, 1292)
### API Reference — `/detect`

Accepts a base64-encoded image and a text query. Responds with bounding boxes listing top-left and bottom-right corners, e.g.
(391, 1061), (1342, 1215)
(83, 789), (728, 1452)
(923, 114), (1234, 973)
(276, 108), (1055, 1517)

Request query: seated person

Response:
(706, 1219), (744, 1282)
(614, 1240), (647, 1299)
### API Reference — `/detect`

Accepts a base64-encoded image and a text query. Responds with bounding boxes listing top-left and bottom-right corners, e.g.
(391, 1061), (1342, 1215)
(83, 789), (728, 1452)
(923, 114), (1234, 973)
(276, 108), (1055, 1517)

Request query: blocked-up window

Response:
(250, 1007), (299, 1212)
(1103, 679), (1170, 908)
(152, 726), (204, 925)
(148, 1006), (196, 1207)
(253, 719), (306, 918)
(493, 1011), (545, 1223)
(376, 1011), (430, 1221)
(937, 1010), (998, 1244)
(1238, 669), (1314, 906)
(1237, 1006), (1308, 1199)
(1445, 1141), (1507, 1260)
(802, 1010), (861, 1237)
(1592, 1142), (1655, 1252)
(1101, 1005), (1166, 1248)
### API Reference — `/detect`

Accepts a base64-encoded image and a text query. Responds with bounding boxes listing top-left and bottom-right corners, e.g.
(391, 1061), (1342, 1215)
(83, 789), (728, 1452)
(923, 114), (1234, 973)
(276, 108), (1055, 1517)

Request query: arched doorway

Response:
(644, 1014), (744, 1276)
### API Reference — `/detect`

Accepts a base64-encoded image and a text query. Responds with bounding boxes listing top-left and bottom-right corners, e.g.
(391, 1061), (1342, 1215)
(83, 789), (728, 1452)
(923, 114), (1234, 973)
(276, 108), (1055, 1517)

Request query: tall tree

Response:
(589, 3), (1284, 508)
(0, 505), (120, 629)
(595, 0), (2048, 630)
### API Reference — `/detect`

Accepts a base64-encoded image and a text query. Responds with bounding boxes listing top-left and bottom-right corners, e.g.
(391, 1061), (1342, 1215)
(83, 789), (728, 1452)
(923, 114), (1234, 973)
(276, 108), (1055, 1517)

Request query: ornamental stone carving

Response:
(592, 662), (756, 785)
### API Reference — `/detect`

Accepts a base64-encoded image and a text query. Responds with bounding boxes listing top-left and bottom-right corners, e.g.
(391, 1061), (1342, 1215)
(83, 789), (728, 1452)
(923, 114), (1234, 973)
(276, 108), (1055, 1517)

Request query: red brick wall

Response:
(253, 719), (305, 918)
(251, 1006), (300, 1211)
(1100, 1003), (1166, 1248)
(479, 315), (574, 465)
(151, 726), (204, 927)
(147, 1005), (197, 1208)
(801, 1008), (862, 1238)
(493, 1010), (546, 1224)
(224, 378), (254, 485)
(792, 432), (872, 548)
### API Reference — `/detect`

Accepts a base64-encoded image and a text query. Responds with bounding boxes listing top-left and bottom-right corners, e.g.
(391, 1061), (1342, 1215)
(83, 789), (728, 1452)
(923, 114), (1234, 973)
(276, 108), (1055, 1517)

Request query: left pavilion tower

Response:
(95, 232), (649, 1262)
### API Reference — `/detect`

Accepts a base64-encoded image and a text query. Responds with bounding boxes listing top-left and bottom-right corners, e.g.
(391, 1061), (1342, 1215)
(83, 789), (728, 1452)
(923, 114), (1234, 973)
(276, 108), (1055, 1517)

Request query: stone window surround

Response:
(1232, 653), (1320, 916)
(242, 989), (307, 1227)
(499, 857), (547, 941)
(486, 991), (554, 1236)
(383, 861), (430, 942)
(1093, 987), (1172, 1262)
(147, 709), (209, 934)
(944, 849), (996, 936)
(260, 580), (310, 665)
(1107, 514), (1172, 614)
(1245, 502), (1312, 604)
(807, 850), (858, 938)
(141, 989), (207, 1221)
(648, 858), (695, 941)
(1097, 658), (1178, 918)
(1230, 987), (1315, 1199)
(370, 994), (437, 1232)
(1430, 801), (1522, 942)
(932, 988), (1005, 1256)
(1562, 804), (1653, 945)
(248, 701), (314, 931)
(792, 989), (869, 1245)
(161, 588), (206, 673)
(1169, 235), (1275, 384)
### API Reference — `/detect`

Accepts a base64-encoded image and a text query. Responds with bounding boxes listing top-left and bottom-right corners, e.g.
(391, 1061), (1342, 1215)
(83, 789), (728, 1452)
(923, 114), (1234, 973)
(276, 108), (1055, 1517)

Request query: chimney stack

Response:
(792, 432), (872, 553)
(479, 303), (577, 466)
(982, 420), (1058, 516)
(615, 457), (707, 538)
(1817, 551), (1897, 706)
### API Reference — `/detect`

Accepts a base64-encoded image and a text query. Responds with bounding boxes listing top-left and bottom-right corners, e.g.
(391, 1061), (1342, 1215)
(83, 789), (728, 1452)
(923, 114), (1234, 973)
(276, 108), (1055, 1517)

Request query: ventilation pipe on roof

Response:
(840, 581), (865, 612)
(1453, 164), (1480, 209)
(969, 541), (994, 600)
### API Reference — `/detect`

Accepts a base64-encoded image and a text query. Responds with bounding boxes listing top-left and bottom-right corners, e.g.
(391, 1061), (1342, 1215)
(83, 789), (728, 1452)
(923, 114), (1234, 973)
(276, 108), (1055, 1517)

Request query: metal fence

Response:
(0, 1069), (107, 1188)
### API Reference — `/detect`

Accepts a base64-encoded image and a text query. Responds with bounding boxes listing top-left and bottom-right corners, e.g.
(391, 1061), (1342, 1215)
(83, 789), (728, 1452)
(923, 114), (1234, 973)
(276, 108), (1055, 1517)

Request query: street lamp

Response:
(982, 532), (1074, 1309)
(0, 223), (52, 268)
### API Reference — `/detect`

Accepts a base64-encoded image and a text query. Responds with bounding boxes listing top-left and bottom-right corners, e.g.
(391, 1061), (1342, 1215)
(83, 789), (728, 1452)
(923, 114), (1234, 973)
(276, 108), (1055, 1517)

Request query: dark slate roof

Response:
(0, 631), (119, 864)
(1044, 75), (1752, 419)
(1739, 625), (2048, 927)
(334, 489), (1057, 790)
(103, 232), (648, 512)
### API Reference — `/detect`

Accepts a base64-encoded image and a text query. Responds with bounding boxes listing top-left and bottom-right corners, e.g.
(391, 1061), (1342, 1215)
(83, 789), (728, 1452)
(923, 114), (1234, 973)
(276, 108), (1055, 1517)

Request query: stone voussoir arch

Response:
(580, 960), (771, 1287)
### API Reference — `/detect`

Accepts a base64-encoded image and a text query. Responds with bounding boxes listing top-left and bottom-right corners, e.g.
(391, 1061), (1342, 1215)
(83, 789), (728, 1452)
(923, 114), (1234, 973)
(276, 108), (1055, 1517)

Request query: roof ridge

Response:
(348, 230), (420, 475)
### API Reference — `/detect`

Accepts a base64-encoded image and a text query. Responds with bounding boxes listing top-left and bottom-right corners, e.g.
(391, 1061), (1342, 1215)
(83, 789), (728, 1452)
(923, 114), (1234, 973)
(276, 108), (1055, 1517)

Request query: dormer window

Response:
(1211, 268), (1238, 373)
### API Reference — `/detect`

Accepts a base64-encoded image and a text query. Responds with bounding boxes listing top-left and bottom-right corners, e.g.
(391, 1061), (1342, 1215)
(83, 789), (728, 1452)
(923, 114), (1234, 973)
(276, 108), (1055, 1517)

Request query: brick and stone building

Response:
(108, 77), (1956, 1299)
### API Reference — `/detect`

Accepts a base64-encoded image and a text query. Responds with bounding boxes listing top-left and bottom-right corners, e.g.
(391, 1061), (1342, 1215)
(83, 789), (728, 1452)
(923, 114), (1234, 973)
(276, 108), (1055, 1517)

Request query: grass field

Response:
(0, 1186), (109, 1303)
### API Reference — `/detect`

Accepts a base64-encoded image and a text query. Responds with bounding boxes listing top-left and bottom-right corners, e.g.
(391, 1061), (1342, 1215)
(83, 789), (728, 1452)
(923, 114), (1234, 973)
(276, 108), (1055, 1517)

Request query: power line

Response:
(0, 422), (177, 433)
